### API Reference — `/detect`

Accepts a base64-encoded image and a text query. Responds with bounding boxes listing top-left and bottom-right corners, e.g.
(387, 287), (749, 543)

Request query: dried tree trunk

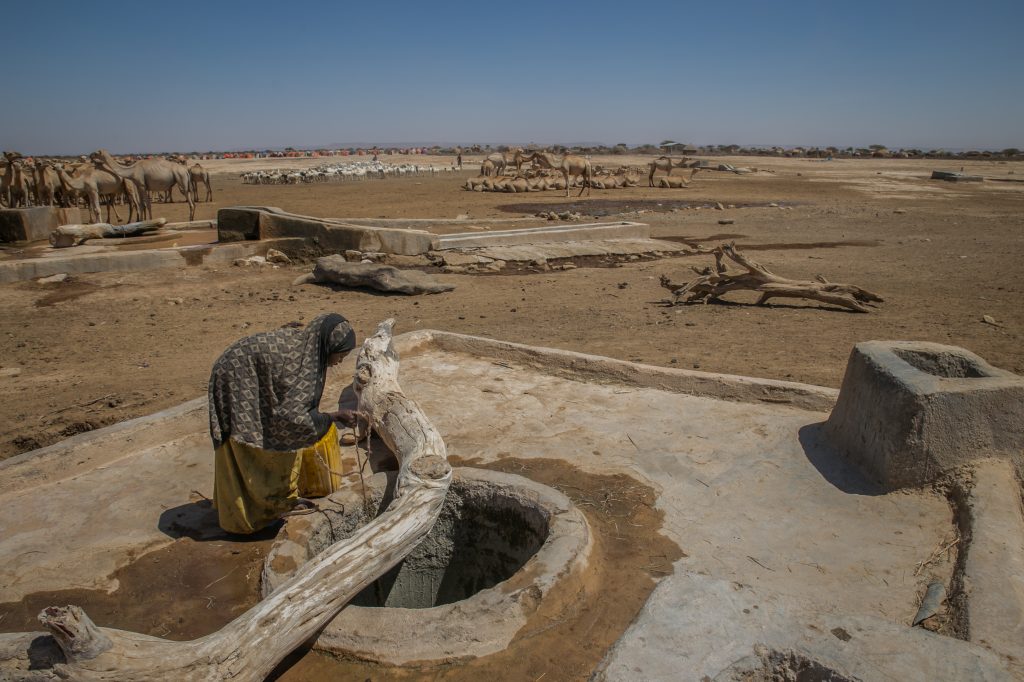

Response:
(0, 318), (451, 681)
(49, 218), (167, 248)
(660, 242), (883, 313)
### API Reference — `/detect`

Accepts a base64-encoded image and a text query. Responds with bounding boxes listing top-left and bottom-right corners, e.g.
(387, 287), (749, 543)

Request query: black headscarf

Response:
(208, 313), (357, 450)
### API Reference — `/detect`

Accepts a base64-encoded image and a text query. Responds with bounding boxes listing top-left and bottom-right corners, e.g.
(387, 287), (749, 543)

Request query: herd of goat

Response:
(1, 150), (208, 223)
(240, 161), (456, 185)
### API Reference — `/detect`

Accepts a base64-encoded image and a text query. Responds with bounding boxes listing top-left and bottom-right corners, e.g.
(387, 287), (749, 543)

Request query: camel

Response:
(189, 163), (213, 202)
(33, 160), (62, 206)
(657, 168), (700, 188)
(2, 152), (33, 208)
(648, 156), (693, 186)
(480, 158), (497, 176)
(483, 152), (507, 176)
(511, 148), (532, 173)
(526, 151), (592, 197)
(89, 149), (195, 221)
(55, 163), (143, 224)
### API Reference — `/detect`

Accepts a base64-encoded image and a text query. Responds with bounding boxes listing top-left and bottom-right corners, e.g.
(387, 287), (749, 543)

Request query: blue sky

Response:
(3, 0), (1021, 154)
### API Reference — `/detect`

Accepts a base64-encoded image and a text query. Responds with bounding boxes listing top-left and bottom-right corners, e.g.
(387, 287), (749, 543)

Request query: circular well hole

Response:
(310, 478), (550, 609)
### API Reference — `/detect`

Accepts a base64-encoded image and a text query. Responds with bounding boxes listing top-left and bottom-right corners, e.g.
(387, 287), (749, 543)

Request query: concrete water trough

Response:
(0, 206), (672, 282)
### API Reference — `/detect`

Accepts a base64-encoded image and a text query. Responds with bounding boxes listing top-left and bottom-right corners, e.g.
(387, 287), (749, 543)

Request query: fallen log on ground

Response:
(294, 254), (455, 295)
(0, 318), (452, 681)
(659, 242), (883, 313)
(49, 218), (167, 248)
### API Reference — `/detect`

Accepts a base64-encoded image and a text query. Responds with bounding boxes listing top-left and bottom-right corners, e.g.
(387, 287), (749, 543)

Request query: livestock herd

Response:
(1, 150), (208, 223)
(2, 145), (710, 227)
(240, 161), (455, 185)
(465, 149), (702, 195)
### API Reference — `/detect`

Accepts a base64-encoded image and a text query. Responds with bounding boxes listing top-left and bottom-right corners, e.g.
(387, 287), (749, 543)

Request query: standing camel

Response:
(484, 152), (507, 176)
(190, 163), (213, 202)
(648, 156), (692, 187)
(33, 160), (63, 206)
(89, 149), (195, 221)
(527, 151), (592, 197)
(55, 164), (142, 224)
(2, 152), (33, 208)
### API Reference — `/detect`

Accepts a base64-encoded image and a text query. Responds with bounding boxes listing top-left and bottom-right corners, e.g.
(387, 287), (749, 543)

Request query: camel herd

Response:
(467, 150), (701, 195)
(1, 150), (209, 223)
(240, 161), (454, 185)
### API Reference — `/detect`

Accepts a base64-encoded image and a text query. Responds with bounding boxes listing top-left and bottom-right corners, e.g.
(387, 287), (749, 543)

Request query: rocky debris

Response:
(714, 203), (725, 210)
(982, 315), (1002, 327)
(302, 255), (454, 295)
(265, 249), (291, 265)
(718, 219), (735, 225)
(233, 255), (269, 267)
(166, 297), (184, 305)
(343, 250), (363, 262)
(432, 252), (493, 267)
(37, 273), (69, 284)
(385, 254), (433, 268)
(536, 211), (583, 222)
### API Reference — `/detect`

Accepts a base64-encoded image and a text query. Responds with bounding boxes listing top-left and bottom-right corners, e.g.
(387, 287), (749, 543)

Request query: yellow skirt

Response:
(213, 424), (344, 534)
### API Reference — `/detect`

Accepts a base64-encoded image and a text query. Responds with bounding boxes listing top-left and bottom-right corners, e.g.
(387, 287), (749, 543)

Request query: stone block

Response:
(216, 206), (266, 241)
(216, 206), (436, 255)
(824, 341), (1024, 489)
(0, 207), (82, 242)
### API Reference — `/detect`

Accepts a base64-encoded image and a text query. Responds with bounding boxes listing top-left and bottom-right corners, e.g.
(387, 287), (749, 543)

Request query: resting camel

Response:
(657, 168), (700, 188)
(90, 149), (195, 221)
(590, 168), (641, 189)
(648, 156), (692, 186)
(190, 163), (213, 202)
(55, 163), (142, 224)
(526, 151), (592, 197)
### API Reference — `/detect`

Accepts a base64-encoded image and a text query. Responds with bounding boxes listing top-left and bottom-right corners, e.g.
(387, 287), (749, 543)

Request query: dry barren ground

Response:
(0, 155), (1021, 459)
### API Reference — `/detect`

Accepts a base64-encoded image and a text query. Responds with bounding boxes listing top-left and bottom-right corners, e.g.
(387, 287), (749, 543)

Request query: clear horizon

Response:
(2, 0), (1021, 156)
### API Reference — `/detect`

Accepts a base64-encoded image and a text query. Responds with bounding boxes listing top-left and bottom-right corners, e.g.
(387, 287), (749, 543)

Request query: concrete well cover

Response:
(0, 331), (1017, 679)
(263, 467), (592, 664)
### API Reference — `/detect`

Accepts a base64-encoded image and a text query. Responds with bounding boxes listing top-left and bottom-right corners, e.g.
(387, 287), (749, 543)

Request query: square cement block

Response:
(0, 207), (82, 243)
(824, 341), (1024, 489)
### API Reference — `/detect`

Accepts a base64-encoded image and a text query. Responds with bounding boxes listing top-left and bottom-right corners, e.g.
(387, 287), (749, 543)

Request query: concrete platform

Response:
(466, 237), (689, 263)
(0, 237), (302, 283)
(0, 331), (1017, 678)
(432, 220), (649, 250)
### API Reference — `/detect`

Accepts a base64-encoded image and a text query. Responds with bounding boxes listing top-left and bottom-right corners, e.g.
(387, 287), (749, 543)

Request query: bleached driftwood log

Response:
(0, 318), (451, 681)
(660, 242), (883, 313)
(49, 218), (167, 248)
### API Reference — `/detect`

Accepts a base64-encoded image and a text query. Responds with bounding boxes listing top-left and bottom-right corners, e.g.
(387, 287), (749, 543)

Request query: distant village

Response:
(107, 142), (1023, 162)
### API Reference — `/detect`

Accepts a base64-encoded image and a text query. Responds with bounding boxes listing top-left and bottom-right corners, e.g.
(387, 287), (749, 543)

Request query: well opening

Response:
(894, 348), (987, 378)
(307, 478), (550, 609)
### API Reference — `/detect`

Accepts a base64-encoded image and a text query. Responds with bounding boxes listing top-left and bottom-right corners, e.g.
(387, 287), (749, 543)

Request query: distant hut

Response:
(658, 141), (698, 156)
